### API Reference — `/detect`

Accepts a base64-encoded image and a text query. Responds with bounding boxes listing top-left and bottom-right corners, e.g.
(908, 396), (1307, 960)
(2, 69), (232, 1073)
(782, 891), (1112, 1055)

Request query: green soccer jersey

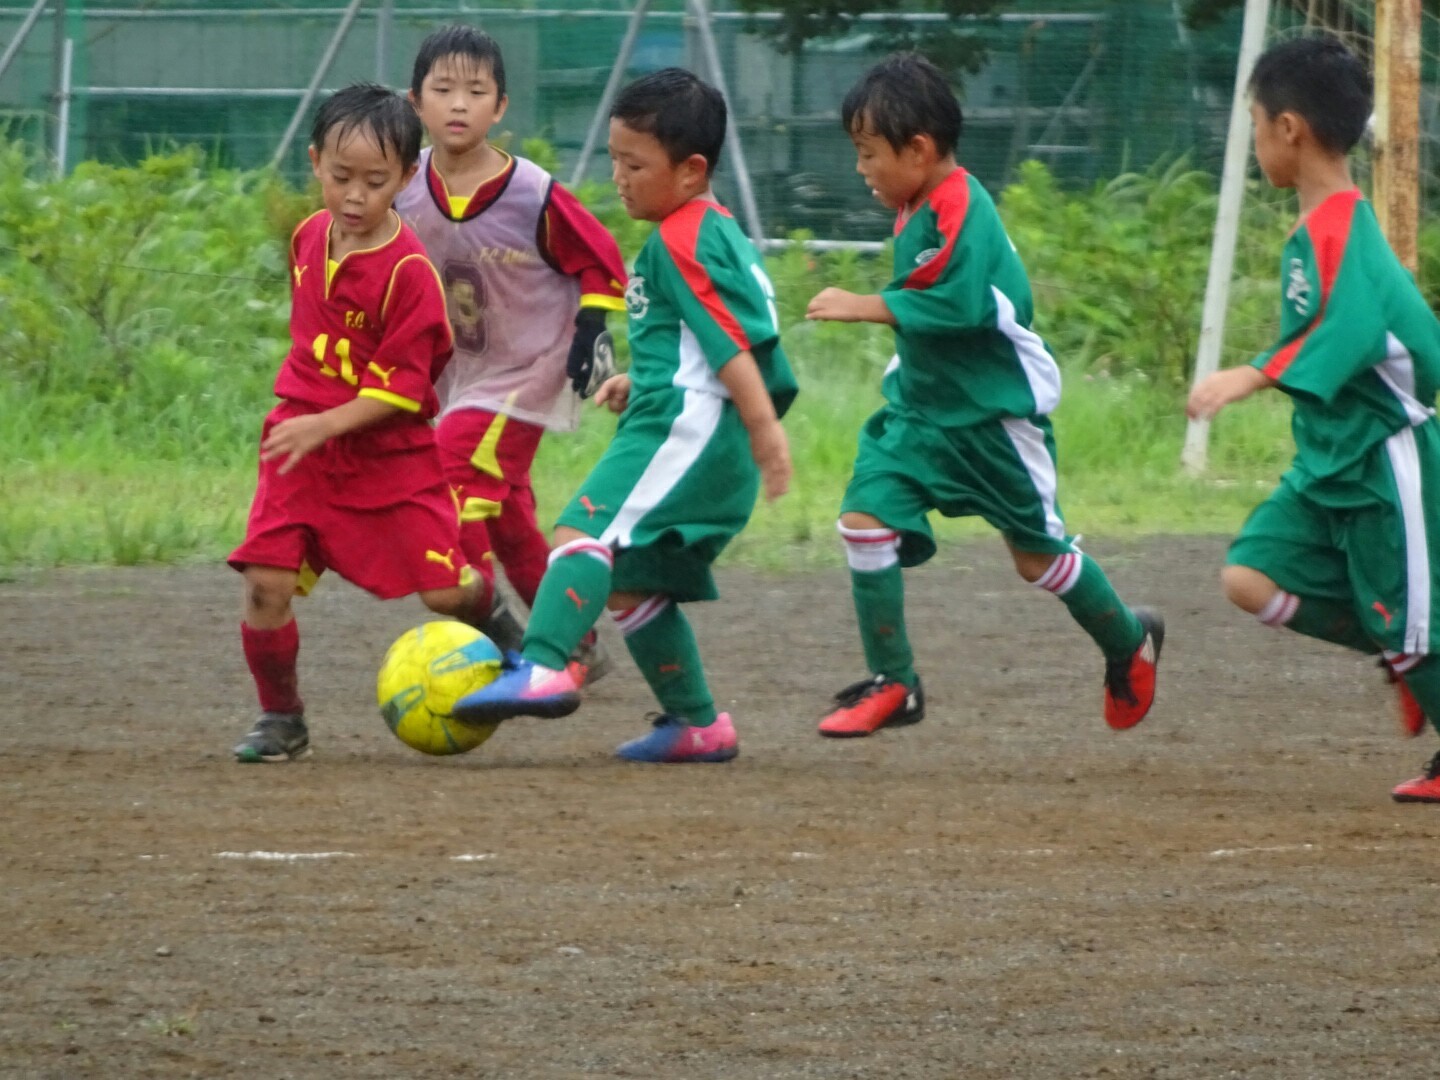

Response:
(1253, 189), (1440, 498)
(878, 168), (1061, 427)
(625, 199), (797, 416)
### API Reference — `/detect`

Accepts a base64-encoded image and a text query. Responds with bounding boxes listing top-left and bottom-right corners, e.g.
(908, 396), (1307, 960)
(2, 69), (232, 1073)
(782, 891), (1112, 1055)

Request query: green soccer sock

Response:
(519, 541), (612, 671)
(1262, 591), (1379, 654)
(1391, 655), (1440, 737)
(1039, 552), (1145, 661)
(851, 563), (918, 688)
(619, 598), (718, 727)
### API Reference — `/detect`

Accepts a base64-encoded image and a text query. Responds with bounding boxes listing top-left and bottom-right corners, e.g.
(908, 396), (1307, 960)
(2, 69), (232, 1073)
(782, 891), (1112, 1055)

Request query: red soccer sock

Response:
(241, 620), (303, 715)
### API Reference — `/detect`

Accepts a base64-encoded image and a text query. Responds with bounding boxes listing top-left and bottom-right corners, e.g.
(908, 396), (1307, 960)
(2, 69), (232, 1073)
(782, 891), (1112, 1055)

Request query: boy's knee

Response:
(839, 511), (885, 531)
(552, 525), (592, 549)
(419, 584), (472, 617)
(1011, 549), (1055, 584)
(608, 590), (656, 613)
(1220, 564), (1277, 615)
(243, 567), (296, 620)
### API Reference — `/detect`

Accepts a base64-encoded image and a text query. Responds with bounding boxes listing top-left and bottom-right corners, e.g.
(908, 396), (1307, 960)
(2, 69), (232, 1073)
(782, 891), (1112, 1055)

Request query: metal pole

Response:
(1181, 0), (1270, 475)
(271, 0), (364, 170)
(376, 0), (393, 85)
(569, 0), (652, 187)
(55, 36), (73, 174)
(0, 0), (48, 86)
(689, 0), (763, 244)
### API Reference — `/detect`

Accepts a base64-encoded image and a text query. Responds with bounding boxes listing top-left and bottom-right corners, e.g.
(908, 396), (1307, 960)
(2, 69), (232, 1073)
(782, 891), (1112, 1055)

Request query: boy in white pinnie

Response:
(398, 25), (627, 676)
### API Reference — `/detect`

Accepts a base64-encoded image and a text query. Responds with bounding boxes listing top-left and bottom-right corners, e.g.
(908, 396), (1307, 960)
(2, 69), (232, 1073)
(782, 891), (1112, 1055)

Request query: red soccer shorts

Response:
(229, 403), (471, 600)
(434, 407), (549, 606)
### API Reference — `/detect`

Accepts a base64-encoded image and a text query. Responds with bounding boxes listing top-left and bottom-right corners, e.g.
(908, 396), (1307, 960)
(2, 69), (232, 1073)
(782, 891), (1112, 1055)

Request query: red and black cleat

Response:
(1392, 750), (1440, 804)
(1103, 608), (1165, 731)
(818, 675), (925, 738)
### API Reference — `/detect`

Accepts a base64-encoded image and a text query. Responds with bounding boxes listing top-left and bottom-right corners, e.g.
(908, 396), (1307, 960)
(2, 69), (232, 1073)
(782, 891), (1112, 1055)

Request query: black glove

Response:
(566, 307), (616, 399)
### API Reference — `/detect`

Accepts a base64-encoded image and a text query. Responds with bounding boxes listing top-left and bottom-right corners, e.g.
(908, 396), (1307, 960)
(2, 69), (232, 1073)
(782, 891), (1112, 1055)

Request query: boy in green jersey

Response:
(807, 53), (1162, 738)
(453, 69), (797, 763)
(1188, 36), (1440, 803)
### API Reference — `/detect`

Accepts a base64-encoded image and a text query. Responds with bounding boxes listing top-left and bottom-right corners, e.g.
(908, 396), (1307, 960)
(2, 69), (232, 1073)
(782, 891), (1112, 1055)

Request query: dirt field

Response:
(2, 535), (1438, 1079)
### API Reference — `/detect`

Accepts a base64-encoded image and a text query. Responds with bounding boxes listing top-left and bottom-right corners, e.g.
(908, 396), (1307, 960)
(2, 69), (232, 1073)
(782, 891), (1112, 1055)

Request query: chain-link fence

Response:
(0, 1), (1430, 240)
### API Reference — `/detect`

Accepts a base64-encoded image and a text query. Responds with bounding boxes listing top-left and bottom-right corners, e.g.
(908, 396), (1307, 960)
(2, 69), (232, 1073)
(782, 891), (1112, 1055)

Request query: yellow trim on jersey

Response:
(326, 258), (339, 290)
(381, 253), (450, 355)
(359, 387), (421, 413)
(580, 293), (626, 312)
(460, 496), (503, 522)
(469, 410), (510, 480)
(294, 560), (321, 597)
(324, 210), (404, 298)
(290, 210), (327, 284)
(433, 148), (513, 220)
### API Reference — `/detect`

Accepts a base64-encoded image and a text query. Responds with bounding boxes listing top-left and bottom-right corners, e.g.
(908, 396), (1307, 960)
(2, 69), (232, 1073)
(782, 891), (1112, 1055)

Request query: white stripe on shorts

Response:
(1000, 416), (1068, 542)
(600, 389), (724, 549)
(1385, 425), (1432, 655)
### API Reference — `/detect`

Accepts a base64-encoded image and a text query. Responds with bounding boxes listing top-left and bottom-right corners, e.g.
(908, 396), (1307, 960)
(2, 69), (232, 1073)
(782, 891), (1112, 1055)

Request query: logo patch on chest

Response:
(1286, 257), (1311, 317)
(625, 276), (650, 320)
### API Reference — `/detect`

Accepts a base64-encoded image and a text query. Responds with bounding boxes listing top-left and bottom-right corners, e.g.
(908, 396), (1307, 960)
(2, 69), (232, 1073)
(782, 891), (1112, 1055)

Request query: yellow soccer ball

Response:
(377, 621), (504, 756)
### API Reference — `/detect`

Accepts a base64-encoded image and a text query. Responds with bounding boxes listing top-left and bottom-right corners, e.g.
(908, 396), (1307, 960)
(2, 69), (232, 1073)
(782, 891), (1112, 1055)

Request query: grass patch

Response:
(0, 362), (1293, 574)
(0, 143), (1305, 575)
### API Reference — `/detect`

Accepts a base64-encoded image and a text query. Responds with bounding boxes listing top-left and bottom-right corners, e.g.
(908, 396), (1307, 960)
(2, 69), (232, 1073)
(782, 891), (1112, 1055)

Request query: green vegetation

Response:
(1, 141), (1309, 574)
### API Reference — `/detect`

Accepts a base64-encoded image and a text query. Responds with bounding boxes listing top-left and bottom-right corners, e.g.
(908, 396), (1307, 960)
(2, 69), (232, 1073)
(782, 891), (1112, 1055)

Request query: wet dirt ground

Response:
(2, 536), (1438, 1078)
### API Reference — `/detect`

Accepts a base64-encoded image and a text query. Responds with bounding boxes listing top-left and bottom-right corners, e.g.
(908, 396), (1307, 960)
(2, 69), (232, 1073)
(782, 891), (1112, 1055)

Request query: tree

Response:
(733, 0), (1008, 77)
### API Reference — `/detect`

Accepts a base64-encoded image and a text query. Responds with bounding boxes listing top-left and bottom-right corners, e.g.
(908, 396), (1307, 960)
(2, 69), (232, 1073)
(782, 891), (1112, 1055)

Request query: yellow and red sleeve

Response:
(540, 182), (627, 312)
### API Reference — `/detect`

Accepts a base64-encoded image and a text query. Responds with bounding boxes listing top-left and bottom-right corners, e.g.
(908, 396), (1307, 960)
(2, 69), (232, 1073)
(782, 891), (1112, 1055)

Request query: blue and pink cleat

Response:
(453, 657), (581, 725)
(615, 712), (739, 764)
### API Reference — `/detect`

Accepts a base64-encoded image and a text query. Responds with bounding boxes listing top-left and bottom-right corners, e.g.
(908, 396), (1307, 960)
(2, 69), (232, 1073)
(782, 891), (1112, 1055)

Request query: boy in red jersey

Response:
(399, 25), (628, 681)
(1188, 37), (1440, 802)
(229, 83), (493, 763)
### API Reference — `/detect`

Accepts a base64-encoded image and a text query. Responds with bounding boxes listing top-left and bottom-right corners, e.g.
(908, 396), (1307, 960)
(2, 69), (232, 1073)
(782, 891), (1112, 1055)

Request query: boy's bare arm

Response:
(806, 287), (897, 326)
(261, 397), (401, 474)
(716, 350), (791, 501)
(1186, 366), (1274, 421)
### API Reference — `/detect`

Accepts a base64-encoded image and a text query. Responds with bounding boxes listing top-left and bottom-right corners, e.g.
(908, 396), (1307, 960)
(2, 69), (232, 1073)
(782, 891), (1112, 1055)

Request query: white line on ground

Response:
(1208, 844), (1318, 858)
(215, 851), (356, 860)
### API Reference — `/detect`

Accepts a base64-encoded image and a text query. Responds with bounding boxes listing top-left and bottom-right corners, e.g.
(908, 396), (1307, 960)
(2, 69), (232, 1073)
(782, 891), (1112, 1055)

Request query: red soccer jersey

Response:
(275, 210), (455, 427)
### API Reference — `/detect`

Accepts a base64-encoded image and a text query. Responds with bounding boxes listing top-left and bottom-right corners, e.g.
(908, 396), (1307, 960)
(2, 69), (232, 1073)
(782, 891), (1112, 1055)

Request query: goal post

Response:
(1372, 0), (1422, 273)
(1181, 0), (1271, 475)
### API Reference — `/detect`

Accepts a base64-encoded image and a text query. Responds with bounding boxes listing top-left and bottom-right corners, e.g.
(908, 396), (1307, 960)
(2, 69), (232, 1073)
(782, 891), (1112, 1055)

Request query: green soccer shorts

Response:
(841, 405), (1077, 567)
(555, 388), (758, 602)
(1227, 423), (1440, 655)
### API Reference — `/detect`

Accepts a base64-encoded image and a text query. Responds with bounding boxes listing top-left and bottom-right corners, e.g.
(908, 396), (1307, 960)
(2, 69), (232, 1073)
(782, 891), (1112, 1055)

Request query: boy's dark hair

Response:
(841, 53), (962, 157)
(411, 24), (506, 100)
(311, 82), (423, 168)
(1249, 35), (1371, 154)
(611, 68), (727, 176)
